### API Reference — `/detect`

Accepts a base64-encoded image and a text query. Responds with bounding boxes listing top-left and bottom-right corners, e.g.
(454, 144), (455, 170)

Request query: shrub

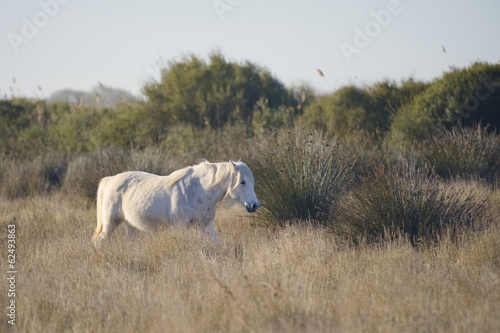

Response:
(127, 147), (175, 175)
(390, 62), (500, 145)
(303, 79), (428, 141)
(0, 153), (67, 198)
(336, 161), (487, 245)
(159, 123), (253, 163)
(89, 102), (161, 149)
(63, 148), (130, 198)
(143, 51), (292, 130)
(368, 78), (429, 130)
(303, 86), (374, 138)
(0, 99), (54, 157)
(49, 106), (104, 153)
(252, 98), (295, 133)
(246, 128), (355, 226)
(415, 125), (500, 181)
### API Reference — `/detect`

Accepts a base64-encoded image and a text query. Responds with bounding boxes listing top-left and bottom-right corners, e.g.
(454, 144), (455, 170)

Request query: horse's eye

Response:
(240, 180), (246, 185)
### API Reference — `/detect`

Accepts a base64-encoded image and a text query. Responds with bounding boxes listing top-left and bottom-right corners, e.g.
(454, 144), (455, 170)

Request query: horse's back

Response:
(98, 171), (164, 212)
(99, 171), (158, 192)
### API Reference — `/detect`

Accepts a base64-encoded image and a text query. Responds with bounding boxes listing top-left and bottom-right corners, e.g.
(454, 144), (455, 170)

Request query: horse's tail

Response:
(92, 178), (106, 245)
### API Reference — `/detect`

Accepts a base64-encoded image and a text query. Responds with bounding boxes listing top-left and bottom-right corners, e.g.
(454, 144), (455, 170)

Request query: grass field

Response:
(1, 189), (499, 332)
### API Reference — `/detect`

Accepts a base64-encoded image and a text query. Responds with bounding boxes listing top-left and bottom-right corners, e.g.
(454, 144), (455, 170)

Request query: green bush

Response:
(252, 98), (295, 133)
(49, 106), (104, 153)
(157, 122), (253, 163)
(143, 51), (292, 130)
(303, 86), (373, 137)
(0, 99), (52, 157)
(390, 62), (500, 145)
(415, 125), (500, 181)
(368, 78), (429, 130)
(303, 79), (427, 140)
(336, 161), (486, 244)
(246, 128), (355, 226)
(89, 102), (161, 149)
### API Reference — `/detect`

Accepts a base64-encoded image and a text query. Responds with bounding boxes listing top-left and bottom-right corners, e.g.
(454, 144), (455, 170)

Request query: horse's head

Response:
(228, 161), (260, 213)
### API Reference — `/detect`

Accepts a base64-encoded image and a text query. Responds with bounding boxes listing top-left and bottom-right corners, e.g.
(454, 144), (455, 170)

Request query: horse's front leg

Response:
(198, 206), (220, 243)
(203, 220), (221, 244)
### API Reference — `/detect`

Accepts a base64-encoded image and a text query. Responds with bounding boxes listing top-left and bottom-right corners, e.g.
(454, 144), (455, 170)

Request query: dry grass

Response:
(1, 190), (499, 333)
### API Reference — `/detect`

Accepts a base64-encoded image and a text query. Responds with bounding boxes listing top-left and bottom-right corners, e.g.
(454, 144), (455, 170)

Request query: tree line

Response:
(1, 53), (499, 157)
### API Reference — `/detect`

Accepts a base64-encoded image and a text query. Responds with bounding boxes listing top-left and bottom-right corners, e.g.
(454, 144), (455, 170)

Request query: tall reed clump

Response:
(63, 148), (129, 199)
(415, 125), (500, 181)
(0, 153), (67, 199)
(246, 128), (355, 227)
(127, 146), (177, 175)
(336, 161), (487, 245)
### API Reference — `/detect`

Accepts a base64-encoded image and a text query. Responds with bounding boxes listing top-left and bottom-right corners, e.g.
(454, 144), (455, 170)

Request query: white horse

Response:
(92, 160), (260, 245)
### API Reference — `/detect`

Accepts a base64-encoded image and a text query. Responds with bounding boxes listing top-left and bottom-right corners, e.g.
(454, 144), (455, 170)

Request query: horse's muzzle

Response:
(245, 202), (260, 213)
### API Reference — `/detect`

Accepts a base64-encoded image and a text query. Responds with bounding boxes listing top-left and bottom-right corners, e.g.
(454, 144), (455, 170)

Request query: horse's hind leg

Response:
(92, 223), (104, 246)
(98, 217), (122, 243)
(95, 202), (123, 245)
(94, 180), (123, 246)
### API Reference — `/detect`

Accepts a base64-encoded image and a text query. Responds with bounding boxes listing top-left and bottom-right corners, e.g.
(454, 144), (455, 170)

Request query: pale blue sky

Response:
(1, 0), (499, 98)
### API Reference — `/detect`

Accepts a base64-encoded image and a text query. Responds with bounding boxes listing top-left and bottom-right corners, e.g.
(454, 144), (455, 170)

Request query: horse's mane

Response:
(212, 162), (236, 185)
(164, 166), (194, 187)
(164, 160), (252, 188)
(204, 160), (253, 186)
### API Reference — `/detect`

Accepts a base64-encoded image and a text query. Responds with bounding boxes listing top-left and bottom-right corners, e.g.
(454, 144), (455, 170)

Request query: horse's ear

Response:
(230, 160), (239, 171)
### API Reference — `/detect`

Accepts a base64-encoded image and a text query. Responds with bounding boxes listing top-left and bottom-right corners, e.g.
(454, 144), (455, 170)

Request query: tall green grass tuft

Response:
(247, 128), (355, 227)
(415, 125), (500, 181)
(336, 161), (487, 245)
